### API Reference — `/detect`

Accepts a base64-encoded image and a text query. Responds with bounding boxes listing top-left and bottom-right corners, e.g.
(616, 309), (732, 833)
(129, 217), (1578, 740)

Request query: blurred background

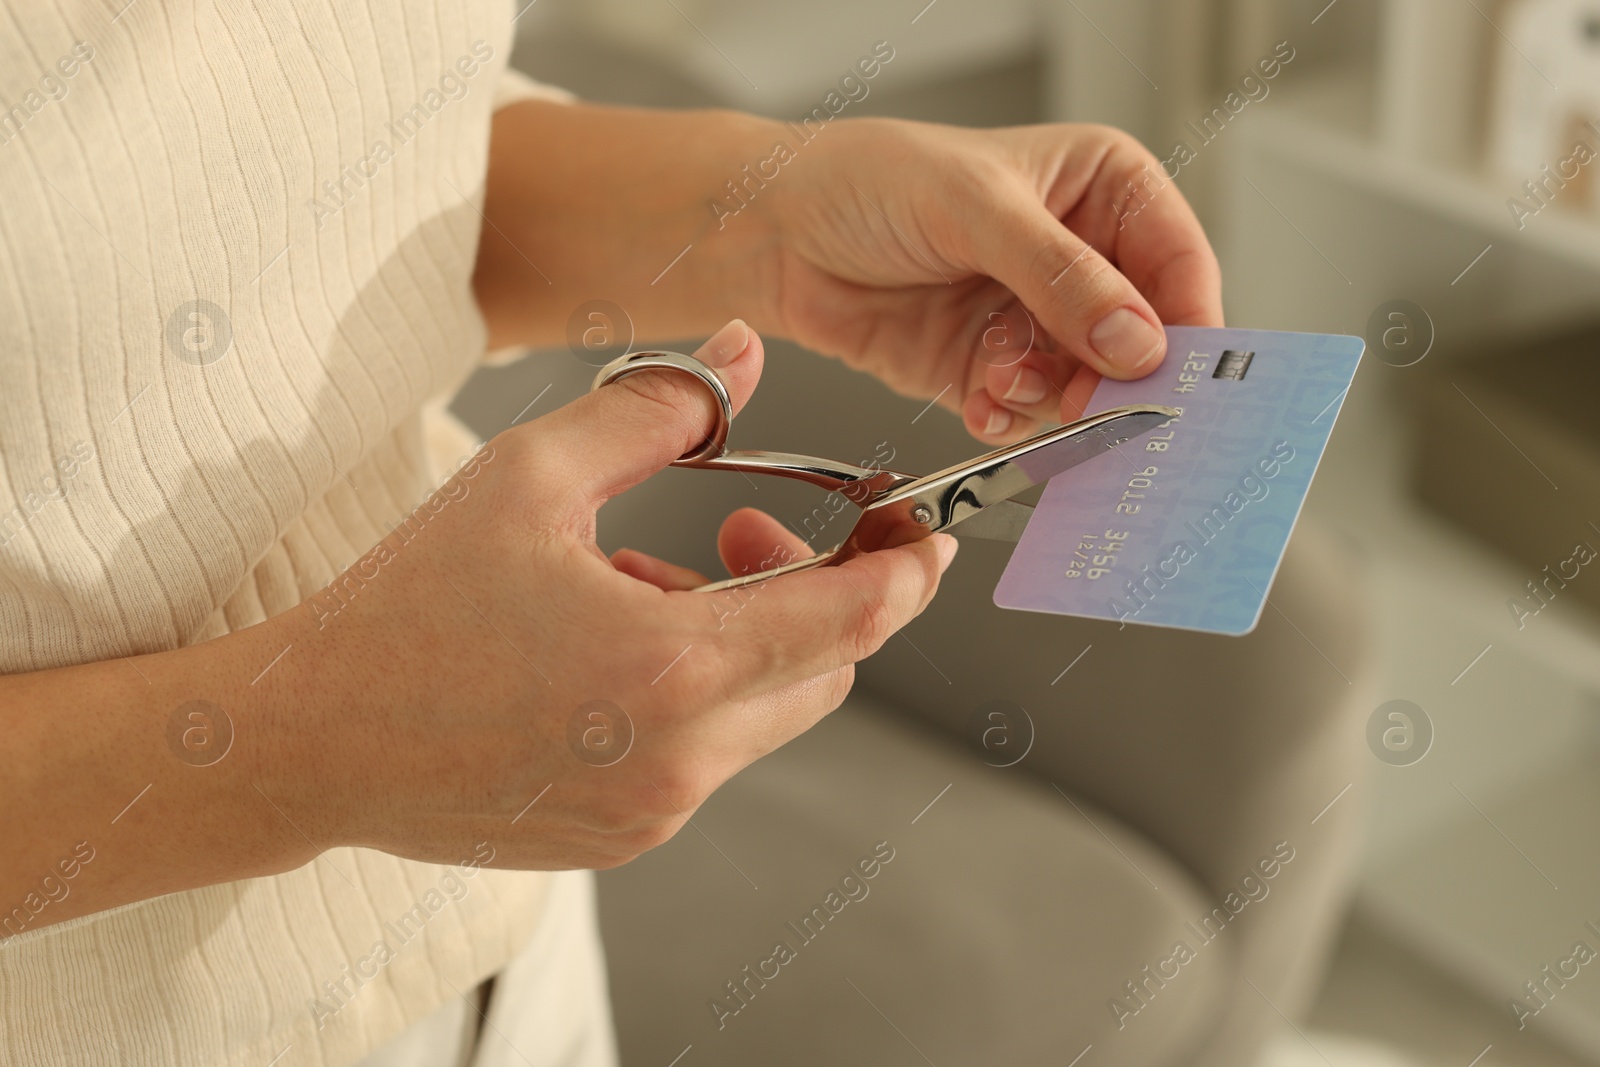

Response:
(450, 2), (1600, 1064)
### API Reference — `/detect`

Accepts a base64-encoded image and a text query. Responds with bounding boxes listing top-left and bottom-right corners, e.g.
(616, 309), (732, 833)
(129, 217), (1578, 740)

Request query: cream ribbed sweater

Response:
(0, 3), (567, 1064)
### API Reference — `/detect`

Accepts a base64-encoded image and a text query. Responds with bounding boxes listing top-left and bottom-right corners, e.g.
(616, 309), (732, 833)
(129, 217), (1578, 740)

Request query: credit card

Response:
(993, 326), (1364, 635)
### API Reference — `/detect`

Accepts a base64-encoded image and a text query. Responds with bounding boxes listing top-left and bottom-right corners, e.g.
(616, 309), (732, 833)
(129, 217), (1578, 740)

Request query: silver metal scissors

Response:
(593, 351), (1179, 592)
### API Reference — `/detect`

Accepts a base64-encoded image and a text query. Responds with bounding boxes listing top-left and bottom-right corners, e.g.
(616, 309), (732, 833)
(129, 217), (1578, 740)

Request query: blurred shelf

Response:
(570, 0), (1037, 113)
(1363, 501), (1600, 695)
(1245, 67), (1600, 277)
(1310, 369), (1600, 1064)
(1310, 365), (1600, 715)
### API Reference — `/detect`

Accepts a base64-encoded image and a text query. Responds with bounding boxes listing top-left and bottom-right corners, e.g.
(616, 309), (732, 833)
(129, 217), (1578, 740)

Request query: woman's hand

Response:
(0, 321), (955, 931)
(761, 119), (1223, 443)
(264, 320), (954, 870)
(475, 105), (1218, 448)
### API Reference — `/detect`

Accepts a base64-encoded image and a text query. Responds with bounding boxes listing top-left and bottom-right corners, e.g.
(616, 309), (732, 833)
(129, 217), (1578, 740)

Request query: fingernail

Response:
(699, 319), (749, 368)
(933, 532), (959, 569)
(983, 407), (1012, 437)
(1089, 308), (1164, 372)
(1002, 366), (1048, 405)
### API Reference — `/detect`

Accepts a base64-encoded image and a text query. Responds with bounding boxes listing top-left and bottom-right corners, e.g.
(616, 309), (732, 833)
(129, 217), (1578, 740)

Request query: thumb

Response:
(534, 319), (762, 509)
(975, 193), (1167, 380)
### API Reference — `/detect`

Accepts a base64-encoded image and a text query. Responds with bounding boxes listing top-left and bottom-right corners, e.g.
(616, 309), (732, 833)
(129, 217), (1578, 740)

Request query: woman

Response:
(0, 2), (1220, 1064)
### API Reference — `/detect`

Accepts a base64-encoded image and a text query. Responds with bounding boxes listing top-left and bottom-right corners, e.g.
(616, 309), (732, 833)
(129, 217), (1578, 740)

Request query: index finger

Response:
(695, 534), (958, 703)
(1062, 131), (1224, 329)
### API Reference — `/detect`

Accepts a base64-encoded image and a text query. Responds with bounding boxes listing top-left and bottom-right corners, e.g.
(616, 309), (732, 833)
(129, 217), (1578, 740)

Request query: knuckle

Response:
(588, 814), (683, 868)
(616, 372), (710, 442)
(586, 787), (664, 839)
(620, 817), (684, 856)
(1052, 254), (1131, 323)
(588, 782), (695, 864)
(842, 593), (896, 663)
(947, 152), (1013, 198)
(586, 756), (709, 839)
(646, 761), (712, 817)
(585, 845), (642, 871)
(585, 793), (636, 836)
(1068, 250), (1124, 300)
(1035, 242), (1118, 309)
(1086, 122), (1144, 158)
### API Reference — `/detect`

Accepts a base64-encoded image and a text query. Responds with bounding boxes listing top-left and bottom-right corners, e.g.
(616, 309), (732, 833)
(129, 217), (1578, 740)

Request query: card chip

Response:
(1214, 350), (1254, 380)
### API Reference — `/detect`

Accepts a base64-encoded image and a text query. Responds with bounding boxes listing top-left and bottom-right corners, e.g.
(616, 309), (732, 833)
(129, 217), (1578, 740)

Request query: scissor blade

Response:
(949, 499), (1034, 543)
(934, 404), (1178, 531)
(838, 404), (1178, 559)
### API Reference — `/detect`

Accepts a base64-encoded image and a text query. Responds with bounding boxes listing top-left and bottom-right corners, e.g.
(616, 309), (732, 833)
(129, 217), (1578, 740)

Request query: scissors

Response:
(593, 351), (1179, 592)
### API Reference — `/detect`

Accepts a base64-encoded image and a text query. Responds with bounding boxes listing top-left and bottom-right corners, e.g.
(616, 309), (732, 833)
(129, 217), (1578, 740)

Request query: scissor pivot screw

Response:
(911, 505), (933, 524)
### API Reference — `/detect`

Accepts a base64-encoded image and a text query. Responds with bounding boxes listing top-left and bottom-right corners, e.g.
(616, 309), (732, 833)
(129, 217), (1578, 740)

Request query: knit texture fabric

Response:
(0, 3), (568, 1063)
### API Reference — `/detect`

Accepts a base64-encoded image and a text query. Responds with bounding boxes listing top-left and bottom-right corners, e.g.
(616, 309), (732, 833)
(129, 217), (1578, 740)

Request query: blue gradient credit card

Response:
(993, 327), (1363, 635)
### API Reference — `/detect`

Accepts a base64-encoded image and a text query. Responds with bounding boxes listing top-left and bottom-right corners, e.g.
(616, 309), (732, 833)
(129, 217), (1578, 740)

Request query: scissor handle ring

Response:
(591, 351), (732, 463)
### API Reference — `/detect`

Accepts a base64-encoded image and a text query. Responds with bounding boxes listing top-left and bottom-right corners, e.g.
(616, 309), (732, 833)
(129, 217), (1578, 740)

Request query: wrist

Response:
(476, 101), (792, 346)
(694, 110), (793, 334)
(238, 600), (366, 856)
(0, 605), (329, 933)
(168, 611), (326, 875)
(734, 114), (910, 342)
